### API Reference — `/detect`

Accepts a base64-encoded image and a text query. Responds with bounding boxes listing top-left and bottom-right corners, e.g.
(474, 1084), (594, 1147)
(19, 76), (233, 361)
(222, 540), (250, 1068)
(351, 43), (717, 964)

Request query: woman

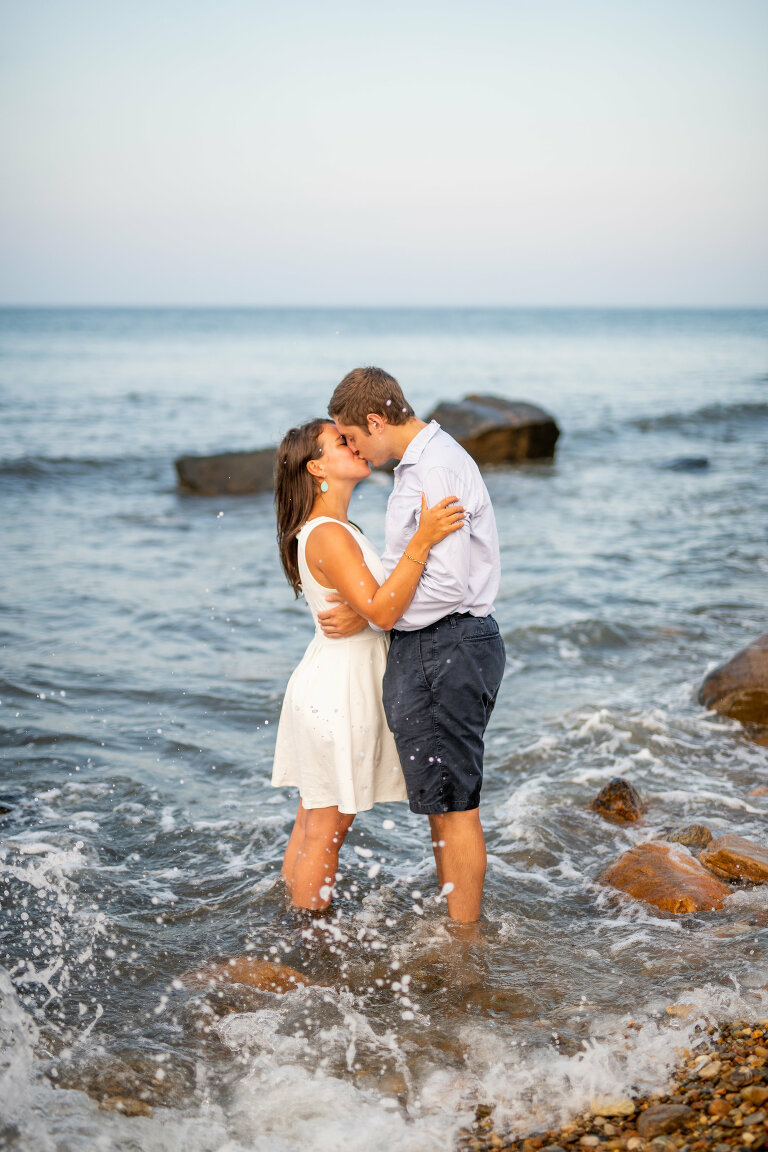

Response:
(272, 419), (464, 912)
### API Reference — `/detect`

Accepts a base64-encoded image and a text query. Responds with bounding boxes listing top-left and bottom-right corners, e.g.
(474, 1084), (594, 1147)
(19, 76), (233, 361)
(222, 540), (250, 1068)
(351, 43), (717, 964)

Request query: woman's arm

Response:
(305, 495), (464, 631)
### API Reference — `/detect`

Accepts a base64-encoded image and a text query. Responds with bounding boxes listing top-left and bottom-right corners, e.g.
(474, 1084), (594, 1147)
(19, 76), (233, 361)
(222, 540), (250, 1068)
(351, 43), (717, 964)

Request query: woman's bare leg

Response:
(290, 806), (354, 910)
(281, 800), (308, 891)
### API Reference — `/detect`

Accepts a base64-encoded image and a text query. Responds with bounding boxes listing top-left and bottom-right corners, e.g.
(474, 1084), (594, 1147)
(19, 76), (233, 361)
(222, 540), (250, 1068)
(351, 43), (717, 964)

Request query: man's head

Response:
(328, 366), (416, 466)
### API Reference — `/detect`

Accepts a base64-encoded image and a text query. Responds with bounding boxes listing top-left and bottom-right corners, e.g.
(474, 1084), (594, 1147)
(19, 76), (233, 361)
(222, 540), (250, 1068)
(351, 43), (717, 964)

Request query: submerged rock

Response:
(698, 633), (768, 725)
(175, 447), (276, 495)
(52, 1049), (196, 1114)
(183, 956), (312, 993)
(661, 456), (710, 472)
(425, 395), (560, 464)
(590, 778), (645, 823)
(598, 842), (731, 913)
(699, 833), (768, 883)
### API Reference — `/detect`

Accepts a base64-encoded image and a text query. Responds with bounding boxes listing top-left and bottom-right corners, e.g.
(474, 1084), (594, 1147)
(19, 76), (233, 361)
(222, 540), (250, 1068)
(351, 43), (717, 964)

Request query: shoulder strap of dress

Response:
(299, 517), (360, 543)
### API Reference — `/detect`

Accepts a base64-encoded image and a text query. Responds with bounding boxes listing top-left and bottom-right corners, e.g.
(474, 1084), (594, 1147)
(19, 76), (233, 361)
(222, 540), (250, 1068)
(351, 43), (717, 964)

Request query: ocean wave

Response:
(0, 453), (155, 482)
(632, 398), (768, 434)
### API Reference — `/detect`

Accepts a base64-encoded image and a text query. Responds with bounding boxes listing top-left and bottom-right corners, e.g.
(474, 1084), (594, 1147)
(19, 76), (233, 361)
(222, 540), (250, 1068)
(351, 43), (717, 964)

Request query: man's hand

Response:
(317, 594), (369, 639)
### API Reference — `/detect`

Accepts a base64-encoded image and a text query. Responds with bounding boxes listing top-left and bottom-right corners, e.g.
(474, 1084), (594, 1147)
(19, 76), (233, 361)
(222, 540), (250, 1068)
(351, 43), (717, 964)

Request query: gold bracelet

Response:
(405, 551), (427, 571)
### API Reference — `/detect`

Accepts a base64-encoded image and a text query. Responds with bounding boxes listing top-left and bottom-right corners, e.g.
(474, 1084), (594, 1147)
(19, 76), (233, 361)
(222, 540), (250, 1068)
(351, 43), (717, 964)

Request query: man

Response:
(323, 366), (505, 923)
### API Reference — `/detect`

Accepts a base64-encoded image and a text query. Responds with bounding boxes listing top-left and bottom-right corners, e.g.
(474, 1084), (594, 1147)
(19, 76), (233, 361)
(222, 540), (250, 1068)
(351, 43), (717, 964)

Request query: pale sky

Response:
(1, 0), (766, 305)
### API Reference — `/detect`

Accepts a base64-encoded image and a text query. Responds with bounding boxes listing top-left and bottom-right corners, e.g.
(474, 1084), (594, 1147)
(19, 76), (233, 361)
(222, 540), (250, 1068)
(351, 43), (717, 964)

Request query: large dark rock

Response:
(699, 634), (768, 725)
(175, 394), (560, 495)
(175, 448), (276, 496)
(425, 395), (560, 464)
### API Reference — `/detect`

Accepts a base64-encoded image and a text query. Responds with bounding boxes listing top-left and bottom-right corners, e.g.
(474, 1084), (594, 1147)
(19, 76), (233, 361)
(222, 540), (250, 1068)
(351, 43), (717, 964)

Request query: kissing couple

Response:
(271, 367), (506, 924)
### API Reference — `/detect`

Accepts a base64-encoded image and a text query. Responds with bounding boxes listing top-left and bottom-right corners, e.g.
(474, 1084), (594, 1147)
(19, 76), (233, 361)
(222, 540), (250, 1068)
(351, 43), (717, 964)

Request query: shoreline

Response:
(461, 1019), (768, 1152)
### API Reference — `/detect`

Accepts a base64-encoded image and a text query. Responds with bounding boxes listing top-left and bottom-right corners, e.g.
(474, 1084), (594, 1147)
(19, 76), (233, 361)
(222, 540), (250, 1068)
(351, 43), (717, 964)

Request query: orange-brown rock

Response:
(183, 956), (312, 993)
(698, 633), (768, 725)
(591, 778), (645, 823)
(598, 842), (731, 913)
(699, 834), (768, 884)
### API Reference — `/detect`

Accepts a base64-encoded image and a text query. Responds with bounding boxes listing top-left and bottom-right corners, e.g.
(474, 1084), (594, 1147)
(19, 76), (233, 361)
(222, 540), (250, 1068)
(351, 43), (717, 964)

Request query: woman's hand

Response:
(416, 493), (465, 546)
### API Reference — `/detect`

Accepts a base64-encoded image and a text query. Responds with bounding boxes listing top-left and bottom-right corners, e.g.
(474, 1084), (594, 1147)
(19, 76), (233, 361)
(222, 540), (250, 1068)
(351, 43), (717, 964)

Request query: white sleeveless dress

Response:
(271, 517), (407, 814)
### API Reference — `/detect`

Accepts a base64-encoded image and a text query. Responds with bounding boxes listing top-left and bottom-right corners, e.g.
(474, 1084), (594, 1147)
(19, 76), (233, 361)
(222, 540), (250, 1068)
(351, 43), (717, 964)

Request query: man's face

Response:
(334, 418), (393, 468)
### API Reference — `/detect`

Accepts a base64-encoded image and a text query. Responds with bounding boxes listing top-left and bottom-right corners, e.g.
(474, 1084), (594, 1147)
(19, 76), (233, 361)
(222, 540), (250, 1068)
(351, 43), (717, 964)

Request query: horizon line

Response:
(1, 302), (767, 311)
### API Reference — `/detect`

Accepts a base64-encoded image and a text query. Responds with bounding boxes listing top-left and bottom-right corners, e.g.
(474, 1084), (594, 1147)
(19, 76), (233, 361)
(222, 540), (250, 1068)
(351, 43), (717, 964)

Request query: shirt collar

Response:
(395, 420), (440, 471)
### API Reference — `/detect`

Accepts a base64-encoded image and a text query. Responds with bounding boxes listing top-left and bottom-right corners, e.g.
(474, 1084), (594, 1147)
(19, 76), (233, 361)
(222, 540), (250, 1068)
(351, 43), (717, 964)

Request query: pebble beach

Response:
(463, 1019), (768, 1152)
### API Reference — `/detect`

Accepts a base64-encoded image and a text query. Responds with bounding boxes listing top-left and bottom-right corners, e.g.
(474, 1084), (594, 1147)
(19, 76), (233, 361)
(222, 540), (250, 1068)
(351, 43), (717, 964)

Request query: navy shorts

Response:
(382, 613), (506, 814)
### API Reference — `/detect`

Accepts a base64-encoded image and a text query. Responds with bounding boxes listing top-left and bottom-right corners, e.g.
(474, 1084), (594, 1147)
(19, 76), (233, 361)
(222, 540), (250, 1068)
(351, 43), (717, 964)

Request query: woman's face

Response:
(315, 423), (371, 484)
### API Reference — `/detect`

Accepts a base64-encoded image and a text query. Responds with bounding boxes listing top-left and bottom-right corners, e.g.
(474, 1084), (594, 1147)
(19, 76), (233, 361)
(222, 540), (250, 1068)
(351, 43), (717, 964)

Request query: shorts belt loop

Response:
(449, 614), (457, 627)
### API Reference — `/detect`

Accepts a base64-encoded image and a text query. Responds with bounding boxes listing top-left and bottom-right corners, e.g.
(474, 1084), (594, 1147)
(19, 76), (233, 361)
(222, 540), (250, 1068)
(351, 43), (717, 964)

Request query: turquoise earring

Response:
(320, 480), (329, 493)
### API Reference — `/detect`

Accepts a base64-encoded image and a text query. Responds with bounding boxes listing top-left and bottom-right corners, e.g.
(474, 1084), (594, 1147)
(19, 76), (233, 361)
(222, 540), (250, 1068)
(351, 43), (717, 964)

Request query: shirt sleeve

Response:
(413, 465), (471, 614)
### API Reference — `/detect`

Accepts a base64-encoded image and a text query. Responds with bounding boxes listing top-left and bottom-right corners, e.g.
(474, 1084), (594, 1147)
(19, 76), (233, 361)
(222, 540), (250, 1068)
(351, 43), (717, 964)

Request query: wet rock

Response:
(698, 633), (768, 725)
(598, 842), (732, 913)
(425, 395), (560, 464)
(175, 447), (276, 496)
(663, 824), (713, 854)
(696, 1059), (721, 1079)
(636, 1103), (695, 1139)
(647, 1137), (677, 1152)
(183, 956), (312, 993)
(590, 1096), (636, 1117)
(665, 1003), (699, 1019)
(744, 1085), (768, 1105)
(100, 1095), (153, 1116)
(699, 833), (768, 884)
(52, 1049), (195, 1112)
(590, 778), (645, 824)
(0, 1123), (20, 1148)
(730, 1065), (758, 1087)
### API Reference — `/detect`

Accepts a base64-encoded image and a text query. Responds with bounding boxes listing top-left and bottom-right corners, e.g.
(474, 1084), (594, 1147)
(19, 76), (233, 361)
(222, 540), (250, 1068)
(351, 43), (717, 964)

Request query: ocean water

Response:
(1, 307), (767, 1151)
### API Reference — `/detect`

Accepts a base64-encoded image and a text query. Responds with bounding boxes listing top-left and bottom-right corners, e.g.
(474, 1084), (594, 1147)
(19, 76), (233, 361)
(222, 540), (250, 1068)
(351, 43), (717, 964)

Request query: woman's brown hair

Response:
(275, 419), (328, 596)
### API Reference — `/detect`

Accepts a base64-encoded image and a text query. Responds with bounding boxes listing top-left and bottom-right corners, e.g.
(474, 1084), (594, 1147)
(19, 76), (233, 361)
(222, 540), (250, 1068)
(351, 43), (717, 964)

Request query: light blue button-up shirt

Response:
(381, 421), (501, 631)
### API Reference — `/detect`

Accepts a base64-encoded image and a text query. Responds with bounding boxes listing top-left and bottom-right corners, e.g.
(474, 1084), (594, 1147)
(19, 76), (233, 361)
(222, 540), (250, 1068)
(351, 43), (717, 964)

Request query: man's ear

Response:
(366, 413), (387, 435)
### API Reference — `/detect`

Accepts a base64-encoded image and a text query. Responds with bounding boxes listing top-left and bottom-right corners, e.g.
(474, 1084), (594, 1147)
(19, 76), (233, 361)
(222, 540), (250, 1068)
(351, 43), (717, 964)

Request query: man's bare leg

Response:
(430, 824), (445, 888)
(290, 806), (354, 911)
(428, 809), (486, 923)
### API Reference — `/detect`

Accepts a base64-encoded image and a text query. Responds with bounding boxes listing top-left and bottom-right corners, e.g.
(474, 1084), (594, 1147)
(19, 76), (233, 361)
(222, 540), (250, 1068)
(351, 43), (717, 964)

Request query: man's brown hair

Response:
(328, 366), (415, 430)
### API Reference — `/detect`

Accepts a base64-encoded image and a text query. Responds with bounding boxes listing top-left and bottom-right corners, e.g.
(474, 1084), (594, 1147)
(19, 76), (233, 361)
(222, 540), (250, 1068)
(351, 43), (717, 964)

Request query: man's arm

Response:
(412, 466), (471, 614)
(317, 594), (369, 638)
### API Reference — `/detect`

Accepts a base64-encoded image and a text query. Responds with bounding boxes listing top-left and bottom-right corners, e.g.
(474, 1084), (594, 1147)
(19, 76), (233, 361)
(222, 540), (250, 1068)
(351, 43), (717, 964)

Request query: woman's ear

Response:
(306, 459), (323, 480)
